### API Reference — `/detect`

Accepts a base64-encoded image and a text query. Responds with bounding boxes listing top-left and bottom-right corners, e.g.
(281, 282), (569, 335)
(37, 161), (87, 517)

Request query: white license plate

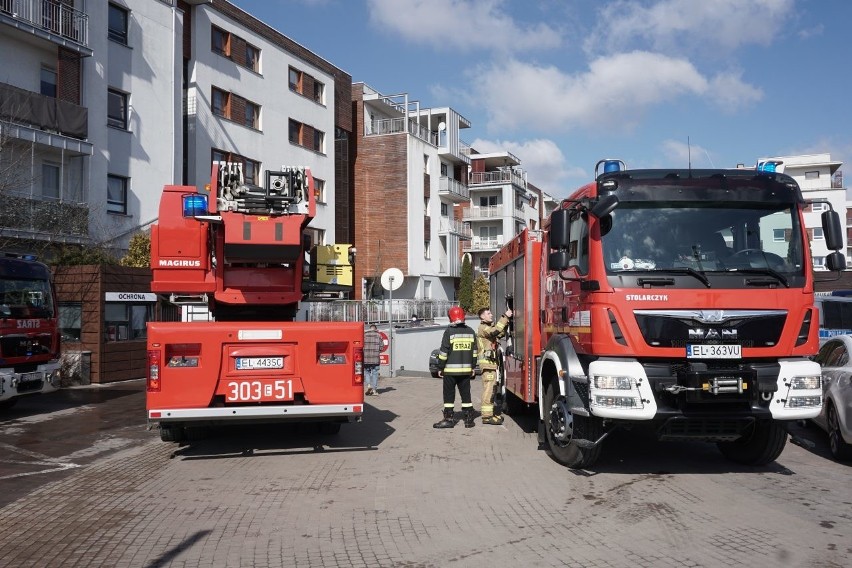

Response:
(20, 372), (42, 383)
(686, 344), (741, 359)
(235, 357), (283, 370)
(225, 380), (293, 402)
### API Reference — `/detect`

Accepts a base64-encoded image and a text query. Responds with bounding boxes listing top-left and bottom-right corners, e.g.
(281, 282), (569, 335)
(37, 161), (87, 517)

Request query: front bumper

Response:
(148, 403), (363, 423)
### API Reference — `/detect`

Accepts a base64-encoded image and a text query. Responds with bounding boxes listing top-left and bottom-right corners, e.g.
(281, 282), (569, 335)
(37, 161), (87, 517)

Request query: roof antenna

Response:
(687, 136), (693, 177)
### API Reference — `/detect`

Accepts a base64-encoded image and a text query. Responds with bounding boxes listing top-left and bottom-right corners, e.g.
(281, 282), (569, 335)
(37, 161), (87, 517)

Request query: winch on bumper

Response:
(0, 365), (62, 403)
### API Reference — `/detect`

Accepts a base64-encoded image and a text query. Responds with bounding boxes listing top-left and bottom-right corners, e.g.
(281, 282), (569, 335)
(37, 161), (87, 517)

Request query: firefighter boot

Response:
(482, 414), (504, 426)
(433, 408), (455, 429)
(463, 407), (475, 428)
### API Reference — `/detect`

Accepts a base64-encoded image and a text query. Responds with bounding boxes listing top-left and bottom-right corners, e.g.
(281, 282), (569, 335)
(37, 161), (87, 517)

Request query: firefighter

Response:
(433, 306), (478, 429)
(476, 307), (513, 425)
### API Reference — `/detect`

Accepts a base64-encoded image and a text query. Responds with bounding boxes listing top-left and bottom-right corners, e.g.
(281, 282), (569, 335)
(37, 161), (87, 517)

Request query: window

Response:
(40, 67), (56, 98)
(289, 68), (302, 92)
(313, 81), (324, 104)
(59, 303), (82, 341)
(811, 202), (828, 212)
(441, 203), (448, 217)
(314, 178), (326, 203)
(105, 302), (153, 342)
(773, 228), (786, 242)
(813, 227), (824, 240)
(245, 43), (260, 72)
(42, 163), (60, 200)
(211, 87), (229, 118)
(313, 129), (325, 153)
(289, 119), (302, 145)
(107, 89), (128, 129)
(813, 256), (825, 268)
(423, 154), (429, 172)
(211, 149), (260, 185)
(244, 100), (259, 129)
(805, 171), (820, 180)
(441, 163), (448, 176)
(424, 240), (431, 260)
(107, 174), (128, 214)
(108, 3), (128, 44)
(211, 26), (230, 56)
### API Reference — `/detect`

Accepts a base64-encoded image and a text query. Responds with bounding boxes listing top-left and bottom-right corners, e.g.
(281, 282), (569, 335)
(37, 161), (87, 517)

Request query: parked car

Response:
(429, 349), (440, 378)
(812, 336), (852, 461)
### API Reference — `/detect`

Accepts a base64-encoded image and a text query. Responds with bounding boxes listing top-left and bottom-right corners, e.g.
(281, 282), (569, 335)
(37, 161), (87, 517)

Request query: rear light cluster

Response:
(353, 347), (364, 385)
(147, 350), (161, 392)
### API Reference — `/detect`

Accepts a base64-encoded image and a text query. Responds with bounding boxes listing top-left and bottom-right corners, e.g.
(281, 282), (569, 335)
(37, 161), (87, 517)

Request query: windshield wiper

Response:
(616, 268), (711, 288)
(728, 268), (789, 288)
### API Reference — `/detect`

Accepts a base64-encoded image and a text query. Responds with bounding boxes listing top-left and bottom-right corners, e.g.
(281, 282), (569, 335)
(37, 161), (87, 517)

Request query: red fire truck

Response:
(490, 160), (845, 468)
(146, 163), (363, 442)
(0, 252), (61, 409)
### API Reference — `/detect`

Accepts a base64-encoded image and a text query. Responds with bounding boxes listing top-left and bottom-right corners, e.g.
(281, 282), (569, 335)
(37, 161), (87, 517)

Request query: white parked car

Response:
(812, 335), (852, 461)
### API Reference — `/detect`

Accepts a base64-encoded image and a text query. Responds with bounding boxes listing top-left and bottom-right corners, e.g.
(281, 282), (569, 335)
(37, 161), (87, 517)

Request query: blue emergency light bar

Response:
(756, 159), (784, 173)
(603, 160), (622, 173)
(182, 194), (208, 217)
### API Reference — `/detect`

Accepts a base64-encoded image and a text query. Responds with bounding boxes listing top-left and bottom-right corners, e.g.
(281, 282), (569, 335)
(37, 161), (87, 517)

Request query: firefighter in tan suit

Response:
(476, 307), (512, 425)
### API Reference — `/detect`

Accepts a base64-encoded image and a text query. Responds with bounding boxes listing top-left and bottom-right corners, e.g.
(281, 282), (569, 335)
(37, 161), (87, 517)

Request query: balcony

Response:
(365, 117), (438, 146)
(439, 176), (469, 202)
(463, 205), (515, 221)
(0, 0), (91, 53)
(0, 82), (88, 140)
(438, 217), (471, 239)
(0, 196), (89, 240)
(463, 236), (504, 252)
(469, 169), (527, 190)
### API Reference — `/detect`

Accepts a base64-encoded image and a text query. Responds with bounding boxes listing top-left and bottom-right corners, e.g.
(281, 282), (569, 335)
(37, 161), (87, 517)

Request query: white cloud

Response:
(584, 0), (795, 55)
(472, 52), (755, 133)
(470, 138), (586, 197)
(367, 0), (561, 52)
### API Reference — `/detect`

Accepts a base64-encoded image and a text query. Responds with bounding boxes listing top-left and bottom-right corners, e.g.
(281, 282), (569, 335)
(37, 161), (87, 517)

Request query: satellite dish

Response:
(380, 267), (404, 291)
(438, 121), (446, 131)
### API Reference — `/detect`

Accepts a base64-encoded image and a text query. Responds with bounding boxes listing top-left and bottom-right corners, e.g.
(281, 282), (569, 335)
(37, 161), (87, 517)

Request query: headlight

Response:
(593, 375), (633, 390)
(594, 395), (642, 408)
(786, 395), (821, 408)
(789, 376), (821, 390)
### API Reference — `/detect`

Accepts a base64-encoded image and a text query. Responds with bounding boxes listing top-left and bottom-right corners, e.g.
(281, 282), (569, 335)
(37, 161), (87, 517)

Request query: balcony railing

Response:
(1, 0), (89, 47)
(0, 82), (88, 139)
(469, 169), (527, 189)
(0, 196), (89, 238)
(439, 176), (469, 201)
(463, 236), (504, 251)
(366, 117), (438, 146)
(438, 217), (471, 239)
(463, 205), (508, 220)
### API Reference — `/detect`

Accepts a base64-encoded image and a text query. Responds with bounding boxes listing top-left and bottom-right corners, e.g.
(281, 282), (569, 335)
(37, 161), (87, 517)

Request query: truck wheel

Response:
(0, 399), (18, 411)
(826, 403), (852, 461)
(160, 425), (185, 443)
(319, 422), (341, 435)
(717, 419), (787, 466)
(542, 380), (603, 469)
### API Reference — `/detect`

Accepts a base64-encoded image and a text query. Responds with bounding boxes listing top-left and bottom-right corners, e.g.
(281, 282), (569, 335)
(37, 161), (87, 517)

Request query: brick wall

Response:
(57, 47), (80, 104)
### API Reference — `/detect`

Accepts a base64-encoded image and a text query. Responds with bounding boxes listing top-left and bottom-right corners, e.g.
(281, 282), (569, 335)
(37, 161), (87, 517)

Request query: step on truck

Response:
(490, 159), (845, 469)
(0, 252), (61, 409)
(147, 162), (364, 442)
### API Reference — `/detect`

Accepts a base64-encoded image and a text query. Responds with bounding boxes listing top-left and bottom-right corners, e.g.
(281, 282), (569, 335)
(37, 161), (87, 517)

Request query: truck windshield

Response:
(0, 277), (55, 318)
(601, 203), (805, 277)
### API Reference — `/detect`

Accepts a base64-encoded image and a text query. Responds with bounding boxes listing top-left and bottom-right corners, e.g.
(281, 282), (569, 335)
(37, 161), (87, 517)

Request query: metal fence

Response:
(303, 299), (457, 324)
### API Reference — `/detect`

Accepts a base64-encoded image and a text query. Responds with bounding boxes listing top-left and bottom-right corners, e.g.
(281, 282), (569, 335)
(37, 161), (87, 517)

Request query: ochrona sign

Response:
(105, 292), (157, 302)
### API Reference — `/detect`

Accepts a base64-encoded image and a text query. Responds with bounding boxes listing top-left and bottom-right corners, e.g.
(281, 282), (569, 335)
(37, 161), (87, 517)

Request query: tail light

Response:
(353, 347), (363, 385)
(147, 349), (161, 392)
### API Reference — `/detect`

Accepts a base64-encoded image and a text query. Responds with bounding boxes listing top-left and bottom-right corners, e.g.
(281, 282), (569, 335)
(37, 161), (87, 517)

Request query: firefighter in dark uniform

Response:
(476, 307), (512, 425)
(433, 306), (478, 429)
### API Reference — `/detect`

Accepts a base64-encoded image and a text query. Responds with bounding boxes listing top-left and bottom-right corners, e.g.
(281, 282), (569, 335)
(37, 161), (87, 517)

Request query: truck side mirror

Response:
(821, 210), (844, 251)
(825, 251), (846, 271)
(550, 209), (570, 248)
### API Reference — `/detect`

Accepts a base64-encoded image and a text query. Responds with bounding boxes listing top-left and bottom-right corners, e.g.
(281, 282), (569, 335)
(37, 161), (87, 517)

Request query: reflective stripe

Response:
(444, 363), (473, 372)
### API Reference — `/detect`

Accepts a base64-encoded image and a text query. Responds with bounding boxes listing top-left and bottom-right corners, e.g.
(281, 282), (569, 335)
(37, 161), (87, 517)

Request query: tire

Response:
(717, 419), (787, 466)
(160, 425), (185, 443)
(542, 379), (603, 469)
(430, 371), (440, 379)
(0, 398), (18, 411)
(319, 421), (342, 435)
(826, 403), (852, 462)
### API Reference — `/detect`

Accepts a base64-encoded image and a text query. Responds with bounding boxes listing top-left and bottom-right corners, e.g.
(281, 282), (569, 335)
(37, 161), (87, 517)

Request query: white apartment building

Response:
(0, 0), (349, 255)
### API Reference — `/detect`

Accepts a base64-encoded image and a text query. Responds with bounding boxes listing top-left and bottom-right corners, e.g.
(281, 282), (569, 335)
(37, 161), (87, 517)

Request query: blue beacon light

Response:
(603, 160), (622, 173)
(182, 194), (208, 217)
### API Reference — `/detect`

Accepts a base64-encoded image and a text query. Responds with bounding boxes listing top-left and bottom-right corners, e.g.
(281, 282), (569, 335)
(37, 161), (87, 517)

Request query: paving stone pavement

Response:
(0, 374), (850, 567)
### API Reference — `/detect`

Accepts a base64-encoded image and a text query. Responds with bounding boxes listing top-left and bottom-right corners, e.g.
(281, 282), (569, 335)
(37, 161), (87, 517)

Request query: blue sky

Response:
(230, 0), (852, 199)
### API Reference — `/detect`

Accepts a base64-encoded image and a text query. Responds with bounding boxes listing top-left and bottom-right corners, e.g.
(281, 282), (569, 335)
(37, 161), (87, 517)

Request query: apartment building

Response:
(752, 153), (845, 269)
(352, 83), (472, 301)
(463, 151), (541, 279)
(0, 0), (350, 255)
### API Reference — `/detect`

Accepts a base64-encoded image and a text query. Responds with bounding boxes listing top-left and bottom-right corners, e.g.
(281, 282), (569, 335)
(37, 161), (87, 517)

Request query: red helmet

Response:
(448, 306), (465, 324)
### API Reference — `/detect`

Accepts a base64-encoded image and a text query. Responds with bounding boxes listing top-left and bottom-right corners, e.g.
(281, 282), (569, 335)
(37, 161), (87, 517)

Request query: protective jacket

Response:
(437, 324), (478, 376)
(477, 315), (510, 371)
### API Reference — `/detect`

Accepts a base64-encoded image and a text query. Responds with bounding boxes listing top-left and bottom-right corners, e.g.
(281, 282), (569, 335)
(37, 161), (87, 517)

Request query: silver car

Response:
(812, 336), (852, 461)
